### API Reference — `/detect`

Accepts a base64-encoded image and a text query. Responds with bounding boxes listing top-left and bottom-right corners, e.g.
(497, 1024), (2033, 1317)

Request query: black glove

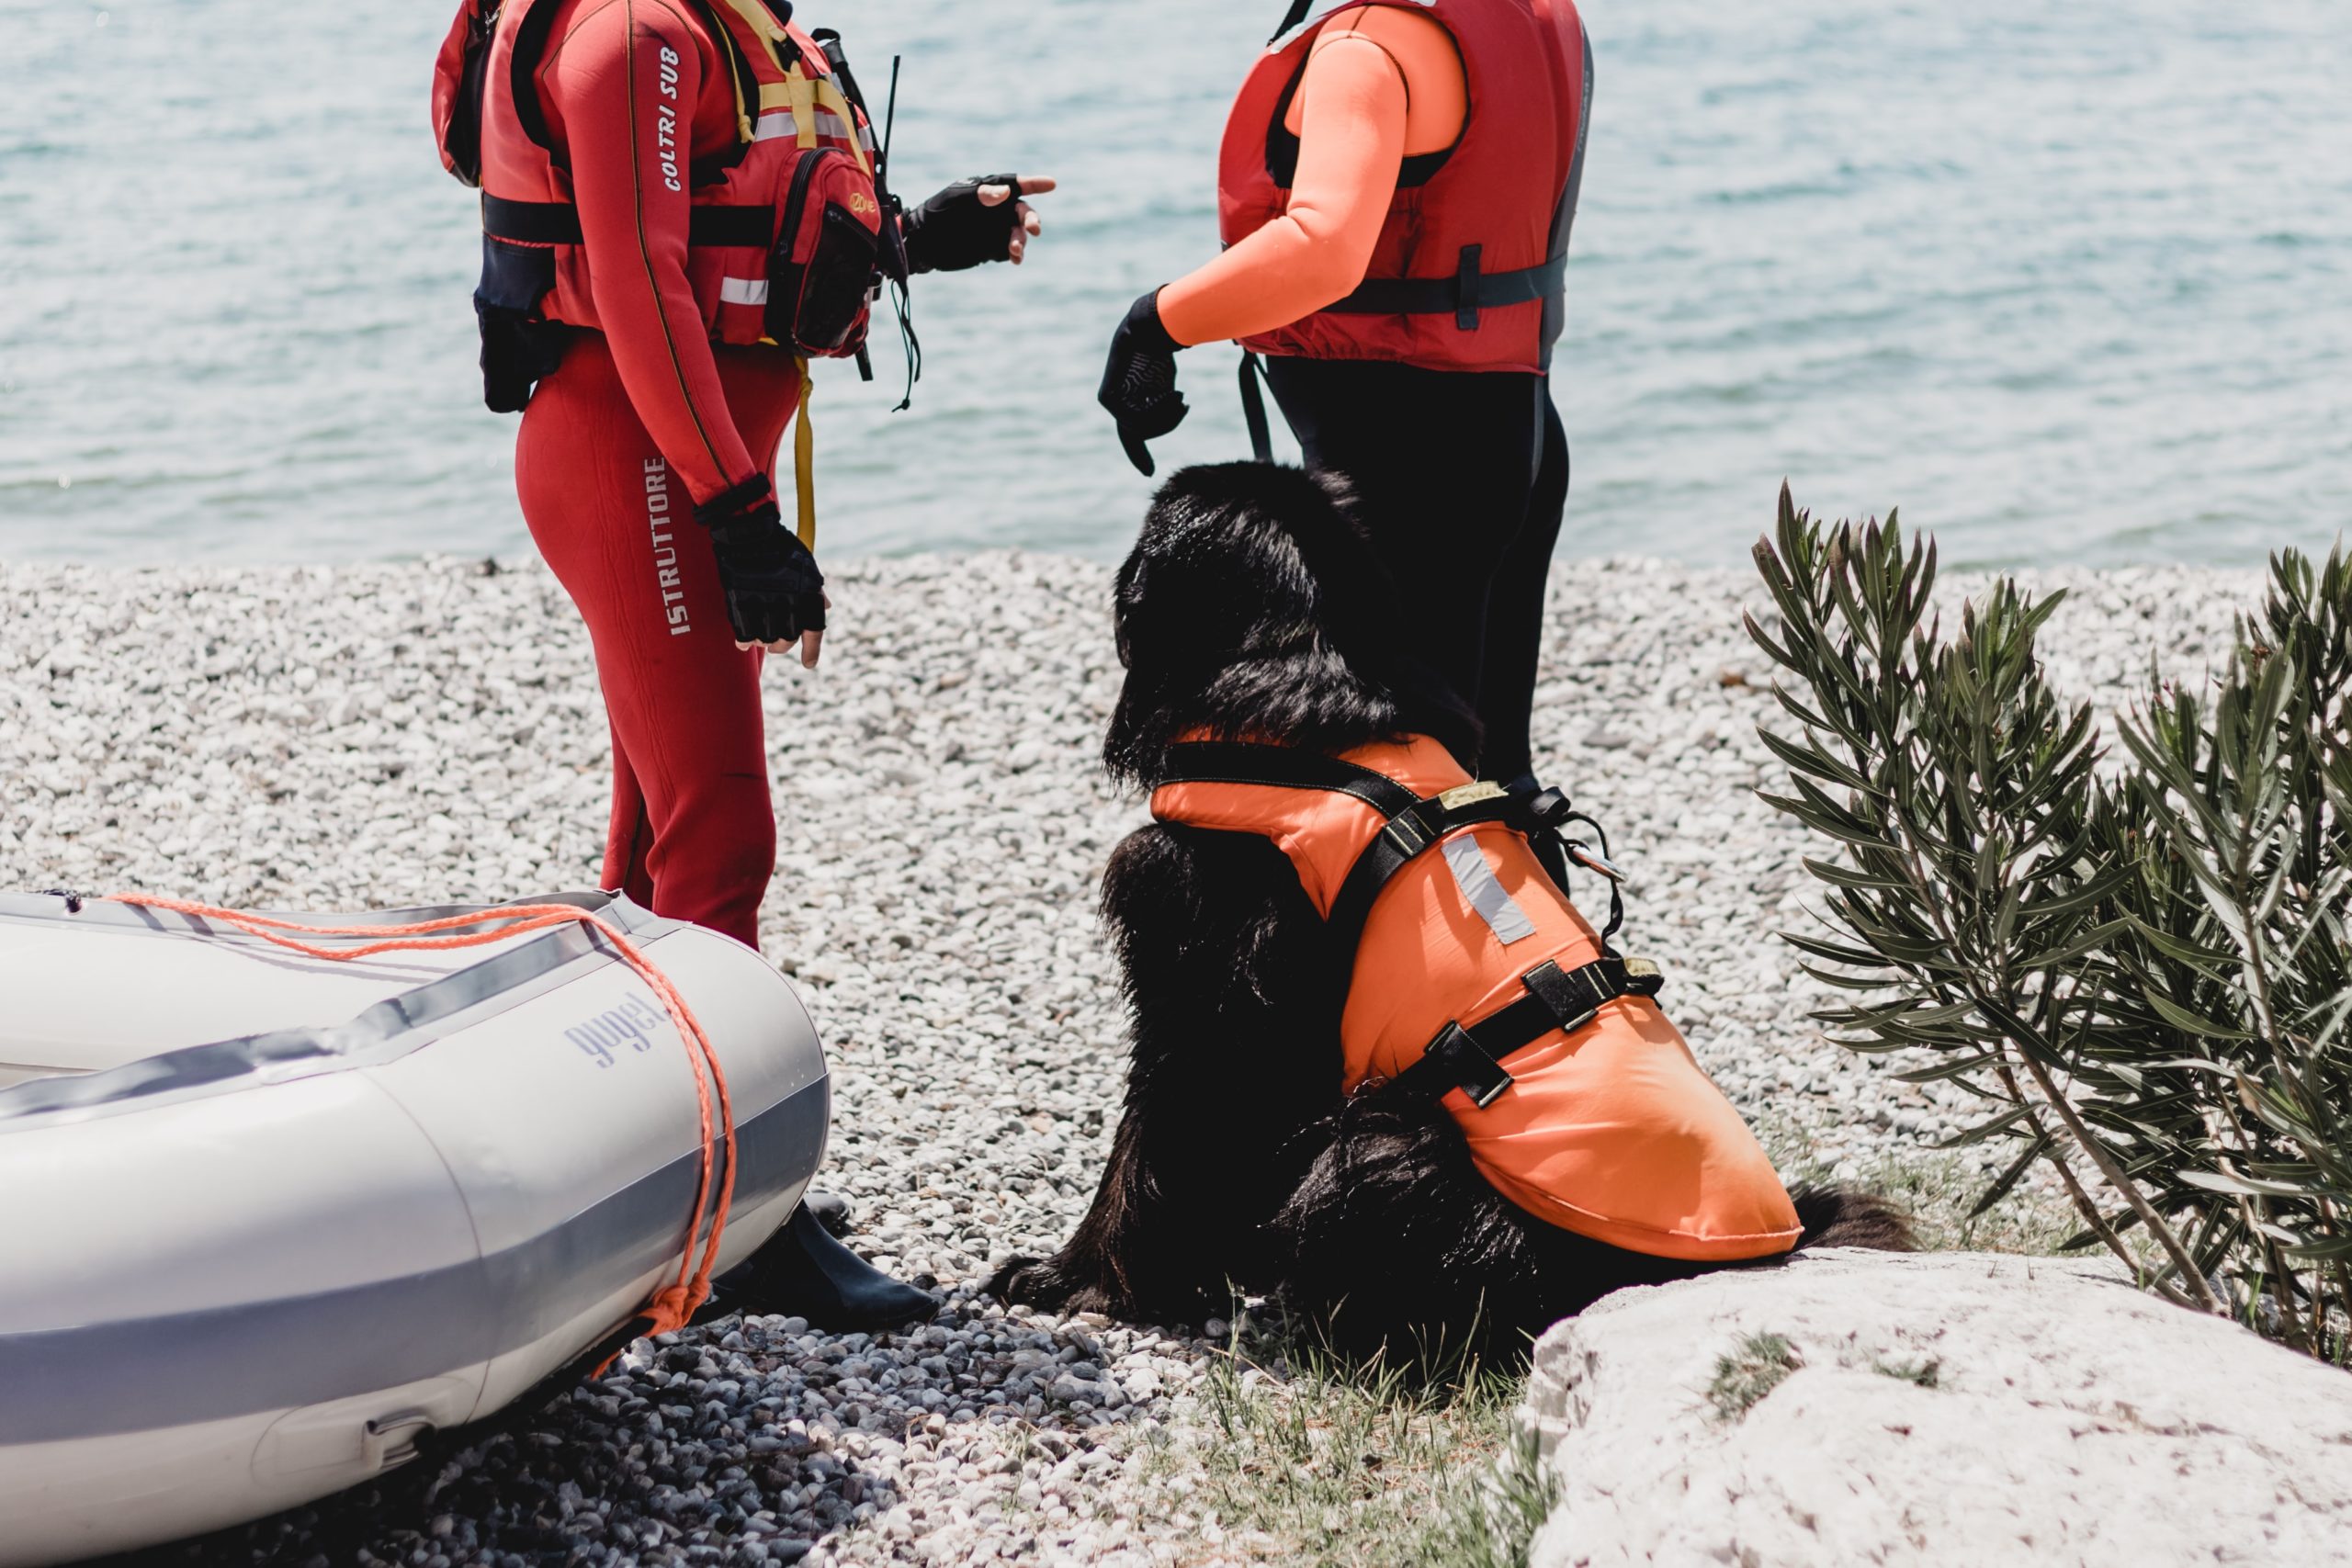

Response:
(697, 477), (825, 647)
(899, 174), (1027, 275)
(1098, 288), (1188, 476)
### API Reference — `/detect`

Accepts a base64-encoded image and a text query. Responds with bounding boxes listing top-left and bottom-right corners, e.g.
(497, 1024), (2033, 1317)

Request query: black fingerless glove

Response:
(697, 477), (826, 646)
(899, 174), (1026, 274)
(1098, 288), (1188, 476)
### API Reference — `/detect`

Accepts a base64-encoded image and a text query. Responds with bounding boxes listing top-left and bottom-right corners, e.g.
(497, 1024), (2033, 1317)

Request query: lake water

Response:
(3, 0), (2346, 570)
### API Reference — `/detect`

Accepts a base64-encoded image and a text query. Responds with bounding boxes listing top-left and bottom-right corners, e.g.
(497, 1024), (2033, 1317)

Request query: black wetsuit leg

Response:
(1474, 395), (1569, 782)
(1263, 356), (1566, 781)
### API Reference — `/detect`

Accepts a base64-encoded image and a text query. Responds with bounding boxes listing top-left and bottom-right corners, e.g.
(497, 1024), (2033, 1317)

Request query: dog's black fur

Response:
(989, 463), (1910, 1357)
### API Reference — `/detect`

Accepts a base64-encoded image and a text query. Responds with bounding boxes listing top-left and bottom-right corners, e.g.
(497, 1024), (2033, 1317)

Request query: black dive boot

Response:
(801, 1188), (854, 1236)
(716, 1203), (938, 1331)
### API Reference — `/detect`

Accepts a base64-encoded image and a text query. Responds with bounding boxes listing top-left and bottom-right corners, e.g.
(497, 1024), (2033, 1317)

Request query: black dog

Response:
(989, 464), (1908, 1357)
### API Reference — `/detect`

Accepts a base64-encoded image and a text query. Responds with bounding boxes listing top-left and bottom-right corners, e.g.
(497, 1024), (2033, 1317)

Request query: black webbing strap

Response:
(510, 0), (567, 157)
(1387, 955), (1665, 1109)
(1161, 744), (1535, 960)
(1270, 0), (1317, 42)
(1159, 741), (1424, 819)
(1322, 249), (1567, 325)
(482, 195), (775, 249)
(1323, 784), (1522, 959)
(1239, 353), (1275, 463)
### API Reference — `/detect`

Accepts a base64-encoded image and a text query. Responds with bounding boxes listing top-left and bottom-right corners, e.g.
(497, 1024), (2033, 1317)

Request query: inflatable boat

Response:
(0, 890), (829, 1566)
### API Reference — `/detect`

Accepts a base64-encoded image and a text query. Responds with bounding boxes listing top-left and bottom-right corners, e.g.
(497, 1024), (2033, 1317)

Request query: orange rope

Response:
(105, 893), (738, 1348)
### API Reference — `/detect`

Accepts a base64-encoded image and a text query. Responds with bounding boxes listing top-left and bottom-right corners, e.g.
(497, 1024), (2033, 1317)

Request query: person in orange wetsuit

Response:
(441, 0), (1054, 1329)
(1100, 0), (1592, 785)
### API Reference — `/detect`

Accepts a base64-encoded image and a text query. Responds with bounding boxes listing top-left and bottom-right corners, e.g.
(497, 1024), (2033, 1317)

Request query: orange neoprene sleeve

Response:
(1158, 13), (1464, 348)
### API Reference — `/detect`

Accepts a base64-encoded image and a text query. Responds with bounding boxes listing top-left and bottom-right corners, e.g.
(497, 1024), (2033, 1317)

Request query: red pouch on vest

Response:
(765, 147), (881, 357)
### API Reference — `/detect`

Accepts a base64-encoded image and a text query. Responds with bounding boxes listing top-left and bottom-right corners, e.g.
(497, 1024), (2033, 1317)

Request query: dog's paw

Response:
(985, 1254), (1116, 1315)
(981, 1255), (1043, 1302)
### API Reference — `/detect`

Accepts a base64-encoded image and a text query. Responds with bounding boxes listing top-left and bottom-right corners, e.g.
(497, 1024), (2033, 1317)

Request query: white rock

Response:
(1522, 1249), (2352, 1568)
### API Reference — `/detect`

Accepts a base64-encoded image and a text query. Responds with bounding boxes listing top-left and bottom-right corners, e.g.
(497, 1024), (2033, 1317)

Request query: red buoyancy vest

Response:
(1152, 736), (1800, 1263)
(1217, 0), (1593, 376)
(441, 0), (881, 354)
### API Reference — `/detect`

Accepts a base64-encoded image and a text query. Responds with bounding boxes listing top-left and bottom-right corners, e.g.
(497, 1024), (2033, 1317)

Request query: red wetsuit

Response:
(515, 0), (794, 948)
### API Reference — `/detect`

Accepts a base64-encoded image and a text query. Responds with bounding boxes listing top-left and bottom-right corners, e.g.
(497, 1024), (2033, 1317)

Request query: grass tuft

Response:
(1412, 1424), (1562, 1568)
(1132, 1305), (1556, 1567)
(1871, 1355), (1942, 1388)
(1706, 1331), (1801, 1421)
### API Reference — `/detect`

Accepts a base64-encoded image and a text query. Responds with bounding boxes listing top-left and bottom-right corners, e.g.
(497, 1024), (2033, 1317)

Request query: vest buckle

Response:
(1421, 1022), (1515, 1110)
(1521, 957), (1612, 1028)
(1454, 244), (1484, 332)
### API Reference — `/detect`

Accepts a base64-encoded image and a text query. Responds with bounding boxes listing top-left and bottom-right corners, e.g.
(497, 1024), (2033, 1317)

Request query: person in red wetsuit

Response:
(1099, 0), (1591, 787)
(437, 0), (1052, 1327)
(448, 0), (1050, 953)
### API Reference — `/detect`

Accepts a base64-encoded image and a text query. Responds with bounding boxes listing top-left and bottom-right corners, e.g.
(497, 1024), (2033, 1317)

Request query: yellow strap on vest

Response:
(707, 12), (755, 144)
(718, 0), (789, 51)
(792, 355), (817, 548)
(756, 71), (819, 146)
(719, 0), (816, 148)
(790, 70), (819, 148)
(811, 77), (874, 176)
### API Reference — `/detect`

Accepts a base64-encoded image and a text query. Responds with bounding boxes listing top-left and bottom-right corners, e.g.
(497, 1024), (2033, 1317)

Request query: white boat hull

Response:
(0, 892), (829, 1565)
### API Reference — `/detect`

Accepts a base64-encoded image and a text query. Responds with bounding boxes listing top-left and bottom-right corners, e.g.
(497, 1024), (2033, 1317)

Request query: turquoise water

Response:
(2, 0), (2346, 569)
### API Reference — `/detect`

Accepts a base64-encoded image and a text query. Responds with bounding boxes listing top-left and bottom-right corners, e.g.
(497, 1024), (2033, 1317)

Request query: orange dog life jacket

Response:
(1151, 736), (1801, 1263)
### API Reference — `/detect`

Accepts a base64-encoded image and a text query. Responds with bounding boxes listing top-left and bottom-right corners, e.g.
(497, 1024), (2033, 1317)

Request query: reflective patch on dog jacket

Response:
(1152, 735), (1802, 1263)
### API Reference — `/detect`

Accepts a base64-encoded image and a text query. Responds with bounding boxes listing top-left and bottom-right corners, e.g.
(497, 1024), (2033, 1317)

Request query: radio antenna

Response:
(880, 55), (901, 183)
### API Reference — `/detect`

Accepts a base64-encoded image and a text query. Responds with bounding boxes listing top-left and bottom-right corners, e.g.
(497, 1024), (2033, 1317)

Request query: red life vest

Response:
(1151, 736), (1801, 1263)
(1217, 0), (1593, 376)
(434, 0), (884, 378)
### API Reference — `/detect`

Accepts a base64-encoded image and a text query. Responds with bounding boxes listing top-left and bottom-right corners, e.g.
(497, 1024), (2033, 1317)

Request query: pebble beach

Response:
(0, 547), (2267, 1566)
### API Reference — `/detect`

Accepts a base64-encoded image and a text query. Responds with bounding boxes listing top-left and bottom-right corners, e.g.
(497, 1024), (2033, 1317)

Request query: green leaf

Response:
(1798, 963), (1903, 994)
(2017, 918), (2131, 972)
(1970, 1129), (2058, 1217)
(2020, 863), (2133, 920)
(2178, 1169), (2321, 1201)
(1799, 856), (1913, 893)
(1757, 792), (1886, 850)
(1757, 725), (1874, 792)
(1894, 1052), (1999, 1083)
(1936, 1103), (2037, 1149)
(2144, 990), (2256, 1042)
(1780, 931), (1893, 969)
(1742, 610), (1798, 671)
